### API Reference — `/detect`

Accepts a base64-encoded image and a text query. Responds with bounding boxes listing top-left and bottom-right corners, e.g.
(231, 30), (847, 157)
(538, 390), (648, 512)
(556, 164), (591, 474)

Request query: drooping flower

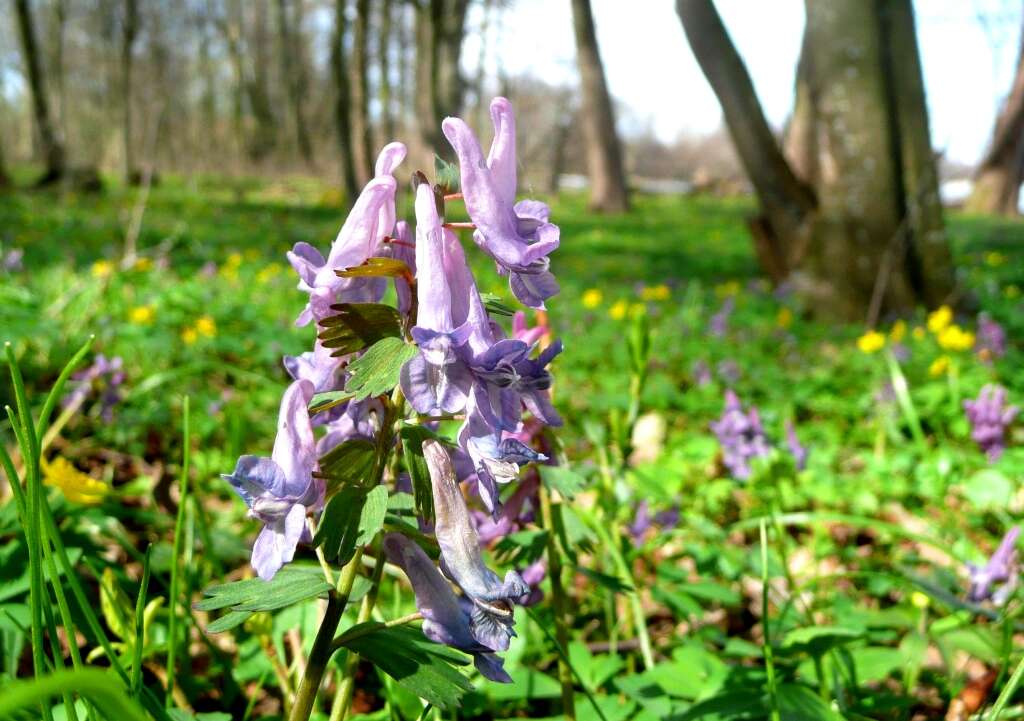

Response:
(424, 439), (528, 651)
(441, 98), (560, 308)
(710, 390), (771, 481)
(382, 533), (511, 682)
(977, 313), (1007, 361)
(964, 384), (1018, 462)
(222, 380), (322, 580)
(967, 526), (1019, 604)
(473, 471), (540, 545)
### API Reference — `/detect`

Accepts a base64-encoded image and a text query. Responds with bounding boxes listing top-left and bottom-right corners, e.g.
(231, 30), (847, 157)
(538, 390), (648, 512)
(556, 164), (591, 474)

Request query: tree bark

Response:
(415, 0), (470, 154)
(378, 0), (395, 141)
(332, 0), (360, 202)
(122, 0), (139, 181)
(248, 0), (277, 161)
(966, 10), (1024, 216)
(14, 0), (66, 184)
(571, 0), (630, 212)
(276, 0), (313, 165)
(352, 0), (375, 184)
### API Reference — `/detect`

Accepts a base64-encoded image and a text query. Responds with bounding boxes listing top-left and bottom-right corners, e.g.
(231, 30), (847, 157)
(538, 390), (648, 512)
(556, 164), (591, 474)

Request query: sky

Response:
(463, 0), (1024, 165)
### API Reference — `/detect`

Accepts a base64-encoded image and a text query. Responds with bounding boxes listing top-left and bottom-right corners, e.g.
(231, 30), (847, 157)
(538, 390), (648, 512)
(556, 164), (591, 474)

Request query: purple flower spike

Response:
(964, 384), (1018, 462)
(785, 420), (808, 470)
(441, 98), (560, 308)
(710, 390), (771, 480)
(222, 380), (322, 580)
(383, 533), (512, 682)
(424, 439), (528, 652)
(967, 526), (1020, 603)
(978, 313), (1007, 361)
(709, 297), (734, 338)
(64, 354), (125, 421)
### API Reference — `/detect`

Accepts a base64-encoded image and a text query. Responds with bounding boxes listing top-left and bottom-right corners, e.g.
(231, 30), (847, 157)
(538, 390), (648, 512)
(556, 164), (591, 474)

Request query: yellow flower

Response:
(581, 289), (603, 309)
(857, 330), (886, 354)
(256, 263), (282, 284)
(929, 355), (949, 377)
(91, 260), (114, 278)
(912, 326), (926, 341)
(133, 257), (153, 272)
(195, 315), (217, 338)
(181, 327), (198, 345)
(640, 284), (671, 302)
(42, 457), (107, 505)
(890, 320), (906, 343)
(910, 591), (930, 609)
(1006, 285), (1021, 300)
(129, 305), (155, 325)
(776, 307), (793, 329)
(937, 325), (974, 352)
(986, 251), (1006, 267)
(715, 280), (742, 298)
(226, 252), (243, 267)
(609, 300), (628, 321)
(927, 305), (952, 334)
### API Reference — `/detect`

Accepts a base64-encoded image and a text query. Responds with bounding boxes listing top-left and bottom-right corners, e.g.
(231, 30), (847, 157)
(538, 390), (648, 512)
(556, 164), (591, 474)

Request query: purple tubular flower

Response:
(64, 354), (125, 421)
(283, 339), (343, 394)
(424, 440), (528, 652)
(400, 183), (475, 415)
(978, 313), (1007, 361)
(222, 380), (322, 580)
(628, 500), (680, 547)
(710, 390), (771, 481)
(388, 220), (416, 315)
(288, 176), (397, 327)
(517, 559), (546, 606)
(964, 384), (1019, 462)
(316, 399), (381, 456)
(441, 98), (560, 308)
(967, 526), (1020, 603)
(474, 472), (539, 545)
(785, 420), (808, 470)
(709, 297), (734, 338)
(382, 533), (511, 682)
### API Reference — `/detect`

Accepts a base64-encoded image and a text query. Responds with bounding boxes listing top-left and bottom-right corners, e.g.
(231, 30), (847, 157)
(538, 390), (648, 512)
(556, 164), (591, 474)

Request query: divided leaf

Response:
(335, 257), (412, 279)
(196, 565), (333, 633)
(314, 485), (389, 564)
(319, 303), (403, 357)
(344, 337), (419, 401)
(480, 293), (516, 318)
(317, 438), (377, 495)
(541, 466), (587, 500)
(400, 425), (443, 523)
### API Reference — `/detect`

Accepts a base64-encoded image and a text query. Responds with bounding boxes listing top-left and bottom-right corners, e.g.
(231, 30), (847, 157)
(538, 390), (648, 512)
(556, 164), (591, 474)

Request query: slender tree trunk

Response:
(51, 0), (67, 144)
(332, 0), (360, 202)
(570, 0), (630, 212)
(378, 0), (395, 141)
(220, 1), (248, 165)
(967, 11), (1024, 215)
(351, 0), (374, 184)
(248, 0), (277, 161)
(14, 0), (66, 184)
(122, 0), (139, 181)
(415, 0), (470, 154)
(276, 0), (313, 165)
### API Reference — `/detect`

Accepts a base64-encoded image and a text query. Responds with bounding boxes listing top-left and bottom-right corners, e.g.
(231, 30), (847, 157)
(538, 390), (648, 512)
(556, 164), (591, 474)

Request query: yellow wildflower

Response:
(985, 251), (1006, 267)
(640, 284), (671, 302)
(91, 260), (114, 278)
(929, 355), (949, 377)
(181, 327), (198, 345)
(133, 257), (153, 272)
(937, 325), (974, 352)
(927, 305), (952, 334)
(912, 326), (926, 341)
(581, 289), (603, 309)
(857, 330), (886, 354)
(715, 280), (742, 298)
(1006, 285), (1021, 300)
(226, 252), (243, 267)
(910, 591), (930, 609)
(196, 315), (217, 338)
(129, 305), (155, 325)
(890, 320), (906, 343)
(776, 307), (793, 329)
(609, 300), (628, 321)
(42, 457), (107, 505)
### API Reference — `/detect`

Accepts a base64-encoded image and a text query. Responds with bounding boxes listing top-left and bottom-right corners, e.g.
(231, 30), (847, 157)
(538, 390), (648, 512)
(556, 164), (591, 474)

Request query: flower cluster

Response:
(221, 98), (561, 681)
(63, 353), (124, 422)
(967, 526), (1019, 604)
(963, 384), (1018, 462)
(711, 390), (806, 480)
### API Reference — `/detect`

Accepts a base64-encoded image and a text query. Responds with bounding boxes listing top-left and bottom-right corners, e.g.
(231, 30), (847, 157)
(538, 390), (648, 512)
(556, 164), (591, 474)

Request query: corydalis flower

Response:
(968, 526), (1019, 603)
(964, 384), (1018, 462)
(382, 533), (511, 682)
(459, 407), (546, 516)
(785, 420), (808, 471)
(442, 98), (559, 308)
(425, 439), (528, 652)
(628, 499), (680, 547)
(709, 297), (734, 338)
(711, 390), (770, 480)
(222, 380), (321, 580)
(977, 313), (1007, 361)
(63, 354), (125, 422)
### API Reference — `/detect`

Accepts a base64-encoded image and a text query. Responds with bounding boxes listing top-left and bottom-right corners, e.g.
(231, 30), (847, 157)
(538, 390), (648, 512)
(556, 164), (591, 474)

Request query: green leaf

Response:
(196, 565), (332, 633)
(355, 485), (389, 548)
(309, 390), (355, 416)
(480, 293), (516, 317)
(314, 487), (369, 564)
(576, 566), (633, 594)
(400, 425), (442, 523)
(100, 568), (134, 642)
(319, 303), (404, 356)
(338, 624), (473, 709)
(318, 438), (377, 495)
(434, 155), (461, 193)
(344, 337), (419, 401)
(779, 626), (863, 658)
(961, 468), (1013, 511)
(335, 257), (412, 279)
(494, 529), (549, 567)
(777, 683), (845, 721)
(542, 466), (587, 500)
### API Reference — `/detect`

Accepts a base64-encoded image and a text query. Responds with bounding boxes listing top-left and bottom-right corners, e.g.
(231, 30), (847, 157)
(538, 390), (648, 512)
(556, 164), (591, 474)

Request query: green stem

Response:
(166, 397), (191, 709)
(760, 521), (781, 721)
(539, 482), (576, 721)
(991, 654), (1024, 721)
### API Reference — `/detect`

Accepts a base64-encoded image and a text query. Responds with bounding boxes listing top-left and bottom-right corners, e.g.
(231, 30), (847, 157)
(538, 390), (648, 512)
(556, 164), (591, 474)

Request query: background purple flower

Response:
(964, 384), (1018, 462)
(711, 390), (771, 480)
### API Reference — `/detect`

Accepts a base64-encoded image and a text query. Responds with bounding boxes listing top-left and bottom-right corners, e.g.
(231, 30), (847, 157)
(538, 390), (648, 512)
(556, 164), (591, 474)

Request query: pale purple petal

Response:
(271, 380), (318, 498)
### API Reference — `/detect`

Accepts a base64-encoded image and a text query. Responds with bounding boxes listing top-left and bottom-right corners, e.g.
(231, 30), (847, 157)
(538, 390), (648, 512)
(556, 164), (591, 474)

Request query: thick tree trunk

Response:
(14, 0), (66, 184)
(122, 0), (138, 181)
(677, 0), (954, 320)
(332, 0), (360, 202)
(967, 12), (1024, 216)
(276, 0), (313, 165)
(352, 0), (375, 184)
(415, 0), (470, 154)
(570, 0), (630, 212)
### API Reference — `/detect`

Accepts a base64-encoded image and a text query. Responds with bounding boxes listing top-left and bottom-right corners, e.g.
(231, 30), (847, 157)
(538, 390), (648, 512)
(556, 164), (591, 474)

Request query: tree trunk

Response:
(276, 0), (313, 165)
(51, 0), (67, 144)
(352, 0), (375, 184)
(332, 0), (360, 202)
(966, 11), (1024, 216)
(570, 0), (630, 212)
(248, 0), (277, 161)
(415, 0), (470, 154)
(14, 0), (66, 184)
(676, 0), (954, 320)
(378, 0), (395, 141)
(122, 0), (138, 181)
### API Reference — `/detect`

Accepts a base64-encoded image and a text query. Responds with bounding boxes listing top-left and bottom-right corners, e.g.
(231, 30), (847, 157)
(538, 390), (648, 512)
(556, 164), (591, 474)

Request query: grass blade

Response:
(35, 335), (95, 444)
(166, 396), (191, 709)
(0, 669), (150, 721)
(131, 544), (153, 698)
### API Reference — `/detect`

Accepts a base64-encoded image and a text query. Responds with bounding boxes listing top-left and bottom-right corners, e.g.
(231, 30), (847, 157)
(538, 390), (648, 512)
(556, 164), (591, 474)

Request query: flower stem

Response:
(538, 482), (576, 721)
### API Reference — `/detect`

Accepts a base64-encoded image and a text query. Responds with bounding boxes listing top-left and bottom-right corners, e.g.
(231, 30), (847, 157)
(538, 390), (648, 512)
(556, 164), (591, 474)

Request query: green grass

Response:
(4, 174), (1024, 719)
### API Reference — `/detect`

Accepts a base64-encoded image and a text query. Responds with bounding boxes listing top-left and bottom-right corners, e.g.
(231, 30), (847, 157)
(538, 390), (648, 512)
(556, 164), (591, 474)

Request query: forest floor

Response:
(3, 172), (1024, 720)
